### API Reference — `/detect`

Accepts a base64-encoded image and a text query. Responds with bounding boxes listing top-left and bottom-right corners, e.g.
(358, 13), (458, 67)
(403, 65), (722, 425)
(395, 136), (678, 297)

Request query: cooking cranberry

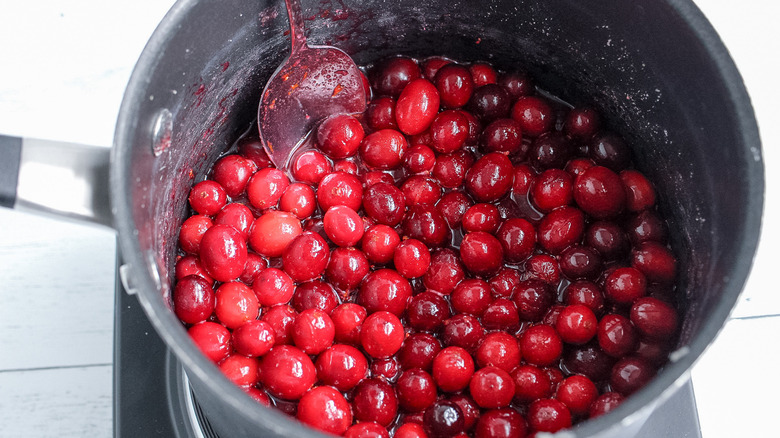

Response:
(291, 280), (338, 313)
(555, 304), (598, 345)
(397, 368), (438, 412)
(200, 224), (248, 282)
(499, 71), (534, 98)
(466, 152), (514, 202)
(586, 220), (629, 260)
(468, 84), (511, 122)
(394, 239), (431, 278)
(399, 333), (442, 371)
(565, 157), (596, 177)
(562, 342), (614, 382)
(589, 392), (624, 418)
(434, 149), (475, 189)
(233, 319), (275, 357)
(282, 233), (329, 283)
(335, 158), (358, 174)
(176, 255), (214, 285)
(261, 304), (297, 346)
(424, 248), (466, 294)
(430, 110), (470, 153)
(556, 375), (598, 416)
(248, 210), (302, 257)
(462, 203), (500, 233)
(214, 203), (253, 240)
(437, 191), (472, 229)
(510, 96), (554, 138)
(315, 343), (368, 392)
(432, 346), (475, 392)
(469, 366), (515, 409)
(528, 399), (571, 433)
(212, 155), (257, 198)
(322, 206), (363, 247)
(563, 280), (605, 315)
(442, 314), (484, 351)
(460, 231), (504, 276)
(260, 345), (316, 400)
(604, 267), (647, 305)
(243, 387), (271, 406)
(630, 297), (678, 341)
(278, 183), (316, 219)
(496, 218), (536, 263)
(326, 247), (370, 291)
(537, 206), (586, 254)
(359, 269), (413, 316)
(531, 168), (573, 212)
(325, 305), (364, 348)
(292, 150), (332, 185)
(573, 166), (626, 219)
(363, 171), (396, 188)
(481, 118), (523, 155)
(252, 267), (294, 306)
(511, 364), (551, 402)
(482, 298), (521, 331)
(475, 408), (527, 438)
(179, 215), (213, 254)
(188, 321), (231, 363)
(215, 282), (259, 329)
(238, 136), (272, 169)
(173, 275), (215, 325)
(520, 325), (563, 367)
(619, 169), (657, 212)
(395, 78), (440, 135)
(246, 168), (289, 210)
(291, 308), (335, 355)
(631, 241), (677, 284)
(218, 354), (260, 387)
(316, 114), (364, 159)
(512, 279), (554, 322)
(434, 64), (474, 109)
(589, 133), (631, 171)
(403, 204), (450, 247)
(317, 171), (363, 212)
(563, 107), (600, 140)
(530, 132), (575, 170)
(361, 311), (405, 359)
(402, 175), (442, 206)
(424, 400), (466, 437)
(489, 267), (522, 298)
(406, 291), (449, 332)
(626, 210), (668, 245)
(353, 378), (399, 426)
(512, 164), (537, 198)
(422, 56), (451, 80)
(395, 423), (428, 438)
(610, 356), (655, 395)
(598, 313), (638, 357)
(297, 385), (352, 435)
(451, 279), (492, 316)
(371, 356), (401, 381)
(559, 245), (603, 281)
(345, 422), (390, 438)
(635, 339), (672, 366)
(370, 56), (421, 97)
(525, 254), (561, 285)
(541, 303), (566, 327)
(405, 144), (437, 173)
(362, 224), (401, 264)
(360, 129), (409, 169)
(476, 332), (522, 373)
(469, 62), (498, 86)
(189, 180), (227, 216)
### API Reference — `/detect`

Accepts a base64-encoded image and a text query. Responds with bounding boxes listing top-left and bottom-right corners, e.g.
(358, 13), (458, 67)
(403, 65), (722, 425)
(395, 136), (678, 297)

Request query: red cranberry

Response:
(451, 279), (492, 316)
(345, 422), (389, 438)
(218, 354), (260, 387)
(424, 400), (466, 437)
(252, 267), (294, 306)
(563, 280), (605, 315)
(352, 378), (399, 426)
(189, 180), (227, 216)
(537, 206), (586, 254)
(555, 304), (598, 345)
(361, 311), (405, 359)
(512, 279), (554, 322)
(630, 297), (678, 341)
(176, 255), (214, 285)
(212, 155), (257, 198)
(442, 314), (484, 351)
(215, 282), (258, 329)
(233, 320), (275, 358)
(562, 342), (615, 382)
(437, 191), (472, 229)
(396, 423), (427, 438)
(610, 356), (656, 395)
(297, 385), (352, 435)
(361, 129), (409, 169)
(316, 114), (364, 159)
(620, 169), (656, 212)
(489, 267), (522, 298)
(528, 399), (572, 433)
(519, 325), (563, 367)
(565, 157), (596, 177)
(179, 215), (213, 254)
(317, 171), (364, 212)
(598, 313), (639, 357)
(512, 164), (537, 197)
(530, 132), (575, 170)
(424, 248), (466, 294)
(525, 254), (561, 285)
(316, 343), (368, 391)
(215, 203), (254, 240)
(626, 210), (668, 245)
(405, 144), (437, 173)
(496, 218), (536, 263)
(358, 269), (413, 316)
(631, 241), (677, 284)
(394, 239), (431, 278)
(469, 62), (498, 86)
(476, 332), (522, 373)
(434, 64), (474, 109)
(396, 78), (440, 135)
(402, 175), (442, 205)
(282, 232), (329, 283)
(363, 170), (396, 188)
(173, 275), (215, 325)
(325, 247), (370, 291)
(291, 308), (335, 355)
(367, 96), (398, 130)
(188, 321), (231, 363)
(422, 56), (452, 81)
(238, 136), (272, 169)
(589, 133), (631, 171)
(246, 168), (289, 210)
(243, 387), (271, 406)
(556, 375), (598, 416)
(482, 298), (520, 331)
(589, 392), (624, 418)
(466, 152), (514, 202)
(330, 303), (367, 345)
(573, 166), (626, 219)
(564, 107), (600, 140)
(499, 71), (534, 98)
(260, 345), (316, 400)
(511, 364), (552, 402)
(481, 118), (523, 154)
(407, 291), (451, 332)
(248, 210), (302, 258)
(370, 56), (421, 98)
(604, 267), (647, 305)
(434, 149), (475, 188)
(468, 84), (511, 122)
(636, 339), (672, 366)
(397, 368), (438, 412)
(470, 366), (516, 409)
(430, 109), (470, 153)
(362, 224), (401, 264)
(559, 244), (603, 281)
(322, 206), (363, 247)
(292, 150), (332, 185)
(460, 231), (504, 276)
(462, 203), (500, 233)
(475, 408), (527, 438)
(403, 204), (450, 247)
(531, 168), (573, 212)
(399, 333), (442, 371)
(511, 96), (554, 138)
(432, 346), (475, 392)
(279, 183), (316, 219)
(261, 304), (297, 346)
(199, 224), (247, 282)
(586, 220), (630, 260)
(291, 280), (338, 313)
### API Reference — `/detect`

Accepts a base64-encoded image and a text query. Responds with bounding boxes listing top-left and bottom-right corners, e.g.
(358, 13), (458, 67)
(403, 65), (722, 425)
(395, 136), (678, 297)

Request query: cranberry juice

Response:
(172, 55), (680, 437)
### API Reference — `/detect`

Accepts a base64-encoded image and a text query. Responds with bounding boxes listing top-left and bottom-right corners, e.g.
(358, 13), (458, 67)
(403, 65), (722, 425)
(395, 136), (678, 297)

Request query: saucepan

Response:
(0, 0), (763, 437)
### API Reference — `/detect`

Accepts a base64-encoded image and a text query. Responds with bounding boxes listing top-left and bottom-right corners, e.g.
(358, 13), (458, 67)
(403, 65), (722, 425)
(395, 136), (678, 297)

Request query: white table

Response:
(0, 1), (777, 437)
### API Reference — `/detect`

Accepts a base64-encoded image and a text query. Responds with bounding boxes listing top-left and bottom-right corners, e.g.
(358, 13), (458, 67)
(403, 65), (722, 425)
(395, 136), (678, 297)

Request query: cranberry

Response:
(199, 224), (247, 282)
(626, 210), (668, 245)
(402, 175), (442, 206)
(248, 210), (302, 258)
(394, 239), (431, 278)
(589, 133), (631, 171)
(460, 231), (504, 276)
(291, 280), (339, 313)
(345, 422), (389, 438)
(434, 64), (474, 109)
(511, 364), (552, 402)
(562, 342), (615, 382)
(556, 375), (598, 416)
(189, 180), (227, 216)
(278, 183), (316, 219)
(604, 267), (647, 305)
(252, 267), (294, 306)
(512, 164), (537, 197)
(528, 399), (572, 433)
(525, 254), (561, 285)
(233, 320), (275, 357)
(563, 107), (599, 139)
(589, 392), (624, 418)
(399, 333), (442, 371)
(630, 297), (679, 341)
(512, 279), (554, 322)
(511, 96), (554, 138)
(434, 149), (475, 188)
(215, 282), (259, 329)
(397, 368), (438, 412)
(407, 291), (450, 331)
(555, 304), (598, 345)
(565, 157), (596, 177)
(475, 408), (527, 438)
(291, 308), (335, 355)
(422, 56), (452, 80)
(361, 129), (409, 169)
(261, 304), (297, 346)
(405, 144), (437, 173)
(188, 321), (231, 363)
(519, 325), (563, 367)
(631, 241), (677, 284)
(496, 218), (536, 263)
(442, 314), (484, 351)
(361, 311), (405, 358)
(482, 298), (521, 331)
(586, 220), (629, 260)
(450, 279), (491, 316)
(218, 354), (260, 387)
(432, 346), (475, 392)
(370, 56), (421, 97)
(367, 96), (398, 130)
(469, 62), (498, 86)
(322, 206), (363, 247)
(466, 152), (514, 202)
(215, 203), (254, 240)
(403, 204), (450, 247)
(396, 78), (440, 135)
(352, 378), (399, 426)
(489, 267), (521, 299)
(573, 165), (626, 219)
(437, 191), (472, 229)
(537, 206), (586, 254)
(325, 247), (370, 291)
(246, 168), (289, 210)
(499, 71), (534, 98)
(563, 280), (605, 315)
(481, 118), (523, 154)
(598, 313), (639, 358)
(243, 387), (271, 406)
(362, 224), (401, 264)
(462, 203), (500, 234)
(297, 386), (352, 435)
(620, 169), (657, 212)
(260, 345), (316, 400)
(424, 248), (466, 294)
(292, 150), (332, 185)
(395, 423), (427, 438)
(359, 269), (413, 316)
(559, 245), (603, 281)
(469, 366), (515, 409)
(430, 109), (470, 153)
(317, 171), (364, 212)
(315, 343), (368, 391)
(316, 114), (364, 159)
(179, 215), (213, 254)
(530, 168), (573, 212)
(530, 132), (575, 170)
(468, 84), (511, 121)
(424, 400), (466, 437)
(238, 136), (272, 169)
(176, 255), (214, 285)
(475, 332), (522, 373)
(212, 155), (257, 198)
(610, 356), (655, 395)
(173, 275), (215, 325)
(331, 303), (367, 345)
(636, 339), (672, 366)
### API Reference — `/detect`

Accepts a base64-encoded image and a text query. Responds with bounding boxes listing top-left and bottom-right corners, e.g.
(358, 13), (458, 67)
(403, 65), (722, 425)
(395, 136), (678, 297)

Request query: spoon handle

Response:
(285, 0), (307, 50)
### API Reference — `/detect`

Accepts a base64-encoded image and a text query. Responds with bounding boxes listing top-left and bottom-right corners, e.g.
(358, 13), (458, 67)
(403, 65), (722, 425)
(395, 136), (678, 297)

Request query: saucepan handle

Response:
(0, 134), (113, 228)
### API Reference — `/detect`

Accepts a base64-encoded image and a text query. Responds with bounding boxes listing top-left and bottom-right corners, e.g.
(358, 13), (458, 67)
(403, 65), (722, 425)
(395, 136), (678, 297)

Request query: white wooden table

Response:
(0, 1), (777, 437)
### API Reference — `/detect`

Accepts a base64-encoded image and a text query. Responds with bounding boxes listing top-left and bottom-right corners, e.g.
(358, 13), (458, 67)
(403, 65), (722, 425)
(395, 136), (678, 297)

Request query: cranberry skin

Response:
(359, 184), (405, 228)
(512, 164), (537, 197)
(292, 150), (332, 185)
(396, 78), (440, 136)
(326, 247), (370, 290)
(361, 129), (409, 169)
(470, 366), (516, 409)
(512, 279), (554, 322)
(475, 332), (521, 373)
(434, 64), (474, 109)
(397, 368), (438, 412)
(466, 152), (514, 202)
(244, 387), (272, 406)
(564, 107), (601, 140)
(402, 175), (442, 206)
(573, 166), (626, 219)
(315, 343), (368, 392)
(361, 311), (405, 359)
(430, 110), (470, 153)
(496, 218), (536, 263)
(631, 241), (677, 284)
(531, 168), (573, 212)
(291, 308), (335, 355)
(475, 408), (527, 438)
(218, 354), (260, 387)
(598, 313), (639, 357)
(586, 220), (630, 260)
(479, 119), (523, 155)
(215, 203), (254, 240)
(394, 239), (431, 278)
(554, 375), (598, 416)
(424, 400), (466, 437)
(395, 423), (428, 438)
(432, 346), (475, 392)
(405, 144), (437, 173)
(528, 399), (572, 433)
(261, 305), (298, 346)
(424, 248), (466, 294)
(590, 392), (624, 418)
(422, 56), (452, 80)
(246, 168), (289, 210)
(403, 204), (450, 247)
(407, 291), (451, 332)
(179, 215), (213, 255)
(282, 231), (331, 279)
(367, 96), (399, 131)
(316, 114), (364, 159)
(370, 56), (421, 97)
(437, 191), (472, 229)
(173, 275), (215, 324)
(562, 342), (615, 382)
(188, 321), (231, 363)
(626, 210), (668, 245)
(604, 267), (647, 305)
(199, 225), (248, 283)
(330, 303), (366, 346)
(252, 267), (294, 306)
(565, 157), (596, 177)
(176, 255), (214, 285)
(189, 180), (227, 216)
(490, 267), (522, 299)
(317, 171), (363, 212)
(353, 378), (399, 426)
(215, 282), (259, 329)
(321, 206), (362, 248)
(260, 345), (316, 400)
(482, 298), (521, 331)
(296, 386), (353, 435)
(239, 137), (272, 169)
(441, 314), (484, 351)
(469, 62), (497, 86)
(233, 320), (275, 357)
(630, 297), (678, 341)
(559, 245), (603, 281)
(525, 254), (561, 285)
(537, 206), (586, 255)
(399, 333), (442, 371)
(216, 154), (258, 194)
(530, 132), (574, 170)
(620, 169), (656, 212)
(610, 356), (656, 395)
(278, 183), (316, 219)
(345, 422), (390, 438)
(590, 133), (631, 171)
(499, 71), (534, 98)
(556, 304), (598, 345)
(520, 325), (563, 367)
(462, 203), (500, 234)
(359, 269), (413, 316)
(563, 280), (605, 315)
(468, 84), (511, 122)
(291, 280), (338, 313)
(434, 149), (475, 188)
(510, 96), (554, 138)
(460, 231), (504, 276)
(362, 224), (401, 264)
(249, 210), (302, 258)
(511, 365), (552, 402)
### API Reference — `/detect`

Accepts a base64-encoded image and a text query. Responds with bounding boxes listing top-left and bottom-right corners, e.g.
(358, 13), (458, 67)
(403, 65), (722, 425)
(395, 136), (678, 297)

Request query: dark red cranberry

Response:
(358, 269), (413, 316)
(481, 118), (523, 154)
(316, 114), (364, 159)
(630, 297), (679, 341)
(360, 128), (409, 169)
(564, 107), (601, 140)
(432, 346), (475, 392)
(396, 423), (427, 438)
(422, 56), (452, 81)
(199, 224), (248, 282)
(323, 205), (364, 247)
(326, 247), (370, 291)
(610, 356), (656, 395)
(469, 62), (498, 86)
(460, 231), (504, 276)
(366, 96), (398, 130)
(563, 280), (605, 315)
(330, 303), (367, 345)
(573, 165), (626, 219)
(559, 245), (603, 280)
(218, 354), (260, 387)
(511, 364), (552, 402)
(511, 96), (554, 138)
(589, 392), (624, 418)
(475, 332), (522, 373)
(253, 267), (295, 306)
(589, 133), (631, 171)
(537, 206), (586, 254)
(512, 165), (537, 198)
(260, 345), (316, 400)
(173, 275), (215, 325)
(405, 144), (436, 173)
(631, 241), (677, 284)
(397, 368), (438, 412)
(636, 339), (672, 366)
(345, 422), (389, 438)
(470, 366), (516, 409)
(451, 279), (492, 316)
(430, 109), (470, 153)
(465, 152), (514, 202)
(292, 150), (332, 185)
(238, 136), (272, 169)
(399, 332), (442, 371)
(282, 232), (330, 282)
(297, 385), (352, 435)
(475, 408), (527, 438)
(249, 210), (302, 258)
(424, 400), (466, 438)
(188, 321), (231, 363)
(528, 399), (572, 433)
(362, 224), (401, 264)
(233, 320), (275, 358)
(189, 180), (227, 216)
(407, 291), (451, 332)
(462, 203), (500, 233)
(519, 325), (563, 367)
(556, 375), (598, 416)
(555, 304), (598, 345)
(441, 314), (484, 351)
(402, 175), (442, 205)
(541, 303), (566, 327)
(360, 311), (405, 359)
(246, 168), (289, 210)
(403, 204), (450, 247)
(525, 254), (561, 285)
(496, 218), (536, 263)
(512, 279), (554, 322)
(563, 342), (615, 382)
(291, 308), (335, 355)
(604, 267), (647, 305)
(586, 220), (630, 260)
(352, 378), (399, 426)
(434, 149), (476, 188)
(179, 215), (213, 255)
(434, 64), (474, 109)
(370, 56), (421, 97)
(531, 168), (573, 212)
(499, 71), (534, 99)
(317, 171), (363, 212)
(396, 78), (440, 135)
(482, 298), (521, 331)
(211, 155), (257, 198)
(437, 191), (472, 229)
(530, 132), (575, 169)
(261, 304), (297, 346)
(291, 280), (338, 313)
(565, 157), (596, 177)
(460, 110), (482, 144)
(598, 313), (639, 357)
(468, 84), (511, 122)
(176, 255), (214, 285)
(371, 356), (401, 381)
(626, 210), (668, 245)
(489, 267), (522, 299)
(279, 183), (316, 219)
(620, 169), (657, 212)
(394, 238), (431, 278)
